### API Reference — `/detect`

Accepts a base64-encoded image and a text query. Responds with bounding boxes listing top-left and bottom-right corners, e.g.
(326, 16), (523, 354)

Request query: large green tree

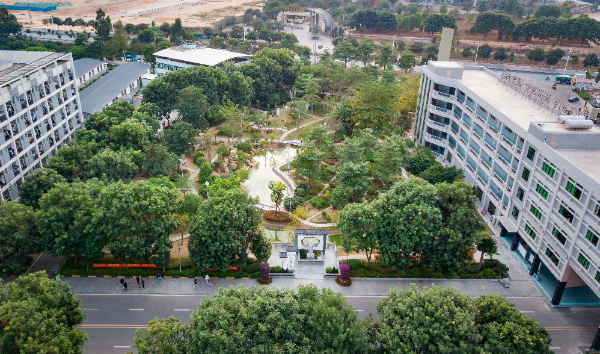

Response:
(373, 178), (480, 274)
(45, 142), (95, 182)
(176, 87), (210, 130)
(36, 180), (106, 266)
(423, 13), (457, 34)
(376, 285), (481, 354)
(333, 39), (356, 68)
(188, 188), (269, 270)
(0, 6), (22, 37)
(85, 148), (138, 181)
(0, 272), (88, 353)
(268, 180), (286, 212)
(18, 168), (66, 209)
(376, 44), (396, 70)
(188, 285), (369, 353)
(91, 181), (178, 269)
(476, 294), (553, 353)
(93, 8), (112, 42)
(140, 144), (179, 178)
(294, 141), (324, 183)
(339, 202), (378, 267)
(163, 121), (198, 156)
(0, 202), (39, 275)
(133, 317), (190, 354)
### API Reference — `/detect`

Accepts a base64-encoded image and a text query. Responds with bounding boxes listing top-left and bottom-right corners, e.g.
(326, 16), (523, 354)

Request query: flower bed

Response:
(263, 210), (289, 222)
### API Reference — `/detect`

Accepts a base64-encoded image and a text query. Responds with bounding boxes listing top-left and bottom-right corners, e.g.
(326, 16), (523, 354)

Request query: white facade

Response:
(154, 45), (250, 76)
(0, 52), (83, 201)
(76, 62), (107, 88)
(414, 62), (600, 304)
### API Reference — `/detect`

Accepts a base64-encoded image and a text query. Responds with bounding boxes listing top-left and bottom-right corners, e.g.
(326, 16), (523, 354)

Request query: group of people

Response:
(118, 273), (214, 291)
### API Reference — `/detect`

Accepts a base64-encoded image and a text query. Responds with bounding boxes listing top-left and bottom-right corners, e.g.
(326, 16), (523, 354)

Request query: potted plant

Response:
(336, 264), (352, 286)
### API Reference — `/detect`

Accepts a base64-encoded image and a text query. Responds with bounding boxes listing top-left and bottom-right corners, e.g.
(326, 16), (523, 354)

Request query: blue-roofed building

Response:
(78, 62), (151, 116)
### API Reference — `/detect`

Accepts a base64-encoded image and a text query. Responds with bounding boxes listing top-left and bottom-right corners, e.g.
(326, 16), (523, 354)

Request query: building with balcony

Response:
(0, 51), (83, 202)
(413, 61), (600, 307)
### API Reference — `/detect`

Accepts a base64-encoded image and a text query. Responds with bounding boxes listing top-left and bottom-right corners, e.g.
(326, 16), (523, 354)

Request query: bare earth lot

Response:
(11, 0), (263, 29)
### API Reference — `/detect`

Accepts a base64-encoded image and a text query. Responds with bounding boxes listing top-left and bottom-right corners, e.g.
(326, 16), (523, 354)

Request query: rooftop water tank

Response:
(564, 119), (593, 130)
(558, 115), (586, 124)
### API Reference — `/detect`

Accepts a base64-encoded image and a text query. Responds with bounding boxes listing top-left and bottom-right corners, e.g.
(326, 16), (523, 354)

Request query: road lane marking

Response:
(519, 311), (535, 313)
(549, 347), (561, 350)
(114, 346), (131, 348)
(356, 310), (365, 312)
(84, 309), (99, 311)
(129, 309), (144, 311)
(546, 327), (598, 331)
(174, 309), (190, 311)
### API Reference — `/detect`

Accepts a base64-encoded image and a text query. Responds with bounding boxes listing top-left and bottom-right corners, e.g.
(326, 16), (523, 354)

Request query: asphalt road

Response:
(79, 294), (600, 354)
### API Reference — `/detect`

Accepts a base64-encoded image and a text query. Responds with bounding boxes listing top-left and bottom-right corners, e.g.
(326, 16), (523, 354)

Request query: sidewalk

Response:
(61, 275), (543, 297)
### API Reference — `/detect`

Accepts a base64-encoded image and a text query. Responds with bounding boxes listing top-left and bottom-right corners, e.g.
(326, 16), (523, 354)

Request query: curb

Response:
(62, 275), (254, 279)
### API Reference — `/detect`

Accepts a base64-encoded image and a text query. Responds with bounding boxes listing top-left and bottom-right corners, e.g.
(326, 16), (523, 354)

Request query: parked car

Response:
(568, 97), (580, 102)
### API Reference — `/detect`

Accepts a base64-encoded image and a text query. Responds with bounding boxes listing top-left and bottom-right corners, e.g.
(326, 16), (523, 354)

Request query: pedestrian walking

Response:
(119, 278), (125, 290)
(157, 272), (163, 280)
(136, 276), (140, 287)
(205, 274), (210, 283)
(123, 282), (128, 291)
(194, 278), (198, 289)
(141, 279), (145, 289)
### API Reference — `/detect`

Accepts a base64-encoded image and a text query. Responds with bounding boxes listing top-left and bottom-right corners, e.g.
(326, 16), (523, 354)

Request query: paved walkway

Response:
(60, 276), (543, 297)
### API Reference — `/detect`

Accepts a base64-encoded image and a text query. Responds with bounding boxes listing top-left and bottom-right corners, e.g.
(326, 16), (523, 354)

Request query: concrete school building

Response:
(153, 44), (250, 76)
(413, 61), (600, 309)
(0, 51), (83, 202)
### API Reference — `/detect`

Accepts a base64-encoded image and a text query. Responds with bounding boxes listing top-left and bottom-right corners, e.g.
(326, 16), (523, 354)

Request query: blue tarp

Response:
(0, 4), (56, 11)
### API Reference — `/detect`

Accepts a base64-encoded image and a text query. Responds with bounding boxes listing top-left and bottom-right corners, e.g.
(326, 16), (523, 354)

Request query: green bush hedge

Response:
(310, 196), (329, 208)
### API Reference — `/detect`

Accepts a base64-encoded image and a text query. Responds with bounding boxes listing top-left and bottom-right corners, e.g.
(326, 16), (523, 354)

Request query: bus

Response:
(555, 75), (572, 85)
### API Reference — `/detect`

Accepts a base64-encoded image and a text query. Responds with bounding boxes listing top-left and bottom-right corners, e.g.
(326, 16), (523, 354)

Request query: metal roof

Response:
(73, 58), (104, 79)
(79, 62), (150, 115)
(154, 47), (249, 67)
(0, 52), (67, 87)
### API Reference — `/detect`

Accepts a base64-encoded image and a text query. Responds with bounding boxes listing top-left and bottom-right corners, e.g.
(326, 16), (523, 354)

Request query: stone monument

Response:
(307, 241), (314, 259)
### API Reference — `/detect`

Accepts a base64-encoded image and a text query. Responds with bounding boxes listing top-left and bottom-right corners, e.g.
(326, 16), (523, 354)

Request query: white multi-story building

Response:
(0, 51), (83, 202)
(414, 61), (600, 307)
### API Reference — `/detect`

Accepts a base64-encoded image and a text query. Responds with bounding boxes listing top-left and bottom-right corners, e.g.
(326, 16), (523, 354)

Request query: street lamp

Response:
(205, 181), (209, 199)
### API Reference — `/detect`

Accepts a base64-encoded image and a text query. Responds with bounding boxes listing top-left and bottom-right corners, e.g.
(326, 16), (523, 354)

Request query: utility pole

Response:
(564, 48), (572, 74)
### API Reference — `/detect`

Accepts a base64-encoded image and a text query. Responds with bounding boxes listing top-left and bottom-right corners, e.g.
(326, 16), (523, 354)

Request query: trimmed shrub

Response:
(257, 263), (272, 284)
(294, 206), (309, 219)
(340, 264), (350, 281)
(235, 140), (252, 153)
(326, 266), (338, 274)
(263, 210), (289, 222)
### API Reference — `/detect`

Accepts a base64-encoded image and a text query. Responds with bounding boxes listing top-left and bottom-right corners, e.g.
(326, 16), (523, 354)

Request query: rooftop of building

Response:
(457, 69), (558, 131)
(79, 62), (150, 115)
(154, 45), (249, 67)
(73, 58), (104, 78)
(556, 149), (600, 183)
(0, 52), (69, 87)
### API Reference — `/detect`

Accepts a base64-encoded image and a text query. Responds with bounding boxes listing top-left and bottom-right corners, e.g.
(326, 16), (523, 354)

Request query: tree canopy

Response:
(0, 202), (40, 275)
(188, 188), (269, 270)
(0, 272), (88, 353)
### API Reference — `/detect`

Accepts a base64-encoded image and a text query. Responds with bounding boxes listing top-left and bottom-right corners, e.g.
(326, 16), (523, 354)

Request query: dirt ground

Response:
(11, 0), (263, 30)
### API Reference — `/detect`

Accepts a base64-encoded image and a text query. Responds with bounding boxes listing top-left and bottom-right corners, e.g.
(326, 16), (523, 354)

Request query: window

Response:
(516, 187), (524, 201)
(511, 206), (520, 220)
(536, 183), (549, 199)
(578, 252), (591, 270)
(558, 204), (574, 223)
(530, 204), (542, 220)
(586, 229), (599, 247)
(596, 271), (600, 284)
(541, 161), (556, 178)
(527, 147), (536, 161)
(545, 248), (559, 266)
(525, 224), (537, 240)
(522, 167), (530, 182)
(566, 179), (582, 200)
(552, 227), (567, 245)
